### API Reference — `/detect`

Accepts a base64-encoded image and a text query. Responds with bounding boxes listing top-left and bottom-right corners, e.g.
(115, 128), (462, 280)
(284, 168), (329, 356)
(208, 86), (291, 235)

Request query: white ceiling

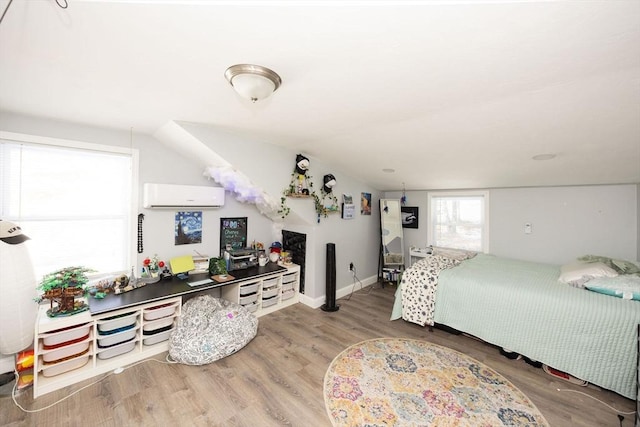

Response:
(0, 0), (638, 191)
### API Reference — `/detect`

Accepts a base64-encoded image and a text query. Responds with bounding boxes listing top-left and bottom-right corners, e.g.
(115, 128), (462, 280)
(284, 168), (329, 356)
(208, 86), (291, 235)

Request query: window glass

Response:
(0, 137), (135, 278)
(428, 191), (489, 252)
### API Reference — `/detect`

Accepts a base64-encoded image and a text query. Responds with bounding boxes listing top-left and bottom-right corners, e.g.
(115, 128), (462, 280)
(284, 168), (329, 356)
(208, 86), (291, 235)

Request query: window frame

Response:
(0, 130), (139, 276)
(426, 190), (490, 253)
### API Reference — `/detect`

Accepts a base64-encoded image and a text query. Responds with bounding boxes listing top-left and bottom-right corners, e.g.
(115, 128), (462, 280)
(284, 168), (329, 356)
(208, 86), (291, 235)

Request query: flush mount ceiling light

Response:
(224, 64), (282, 102)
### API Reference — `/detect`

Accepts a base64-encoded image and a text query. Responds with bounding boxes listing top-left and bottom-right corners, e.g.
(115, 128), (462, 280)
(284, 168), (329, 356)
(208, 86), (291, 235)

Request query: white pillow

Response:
(558, 261), (618, 286)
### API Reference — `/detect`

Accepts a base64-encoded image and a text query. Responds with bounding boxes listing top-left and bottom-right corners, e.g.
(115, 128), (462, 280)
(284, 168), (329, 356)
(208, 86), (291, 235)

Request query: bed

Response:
(391, 252), (640, 400)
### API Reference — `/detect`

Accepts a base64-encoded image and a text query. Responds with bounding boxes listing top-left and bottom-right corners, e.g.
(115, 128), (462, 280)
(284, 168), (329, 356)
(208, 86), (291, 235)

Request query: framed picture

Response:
(361, 192), (372, 215)
(342, 203), (356, 219)
(175, 211), (203, 245)
(401, 206), (419, 228)
(220, 217), (248, 251)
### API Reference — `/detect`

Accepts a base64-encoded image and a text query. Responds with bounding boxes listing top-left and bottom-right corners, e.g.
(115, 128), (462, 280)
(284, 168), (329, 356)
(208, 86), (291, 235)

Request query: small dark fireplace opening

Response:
(282, 229), (306, 294)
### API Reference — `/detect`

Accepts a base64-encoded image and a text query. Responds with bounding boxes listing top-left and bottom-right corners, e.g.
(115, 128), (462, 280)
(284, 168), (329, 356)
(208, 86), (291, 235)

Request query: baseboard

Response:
(299, 274), (379, 309)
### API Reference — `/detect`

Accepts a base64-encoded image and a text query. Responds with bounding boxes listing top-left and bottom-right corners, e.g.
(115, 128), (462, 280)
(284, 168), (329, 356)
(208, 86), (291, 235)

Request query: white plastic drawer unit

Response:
(239, 293), (258, 305)
(41, 323), (92, 347)
(262, 296), (278, 308)
(282, 273), (297, 284)
(97, 322), (139, 348)
(97, 340), (137, 360)
(97, 312), (137, 333)
(143, 302), (179, 321)
(262, 287), (279, 299)
(262, 277), (279, 288)
(143, 316), (175, 332)
(41, 354), (91, 377)
(143, 328), (174, 346)
(239, 282), (260, 296)
(41, 339), (91, 364)
(282, 289), (296, 301)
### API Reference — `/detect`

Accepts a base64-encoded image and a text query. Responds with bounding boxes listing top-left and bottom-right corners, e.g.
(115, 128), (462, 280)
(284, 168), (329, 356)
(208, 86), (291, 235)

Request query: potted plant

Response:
(37, 266), (94, 317)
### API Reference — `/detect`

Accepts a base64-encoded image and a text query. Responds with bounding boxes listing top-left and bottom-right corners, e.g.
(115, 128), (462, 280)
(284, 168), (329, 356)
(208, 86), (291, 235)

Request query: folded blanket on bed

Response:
(577, 254), (640, 276)
(400, 255), (461, 326)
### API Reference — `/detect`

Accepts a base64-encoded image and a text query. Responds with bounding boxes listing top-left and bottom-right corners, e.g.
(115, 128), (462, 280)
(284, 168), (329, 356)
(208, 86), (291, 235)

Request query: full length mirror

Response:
(380, 199), (404, 266)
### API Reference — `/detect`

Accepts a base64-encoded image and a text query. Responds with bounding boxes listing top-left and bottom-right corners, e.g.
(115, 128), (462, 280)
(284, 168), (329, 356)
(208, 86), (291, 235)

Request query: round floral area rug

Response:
(323, 338), (549, 427)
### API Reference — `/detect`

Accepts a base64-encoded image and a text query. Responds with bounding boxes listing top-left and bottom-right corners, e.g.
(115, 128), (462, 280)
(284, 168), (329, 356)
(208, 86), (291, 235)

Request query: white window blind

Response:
(427, 191), (489, 252)
(0, 136), (135, 278)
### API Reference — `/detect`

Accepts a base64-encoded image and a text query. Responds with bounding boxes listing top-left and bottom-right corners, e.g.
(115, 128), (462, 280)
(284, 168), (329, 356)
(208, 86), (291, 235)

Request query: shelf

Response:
(32, 266), (299, 399)
(33, 297), (182, 399)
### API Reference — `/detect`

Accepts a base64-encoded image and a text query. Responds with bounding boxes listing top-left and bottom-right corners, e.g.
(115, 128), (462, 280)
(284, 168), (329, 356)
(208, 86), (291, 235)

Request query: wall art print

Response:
(175, 211), (203, 245)
(401, 206), (419, 228)
(361, 192), (372, 215)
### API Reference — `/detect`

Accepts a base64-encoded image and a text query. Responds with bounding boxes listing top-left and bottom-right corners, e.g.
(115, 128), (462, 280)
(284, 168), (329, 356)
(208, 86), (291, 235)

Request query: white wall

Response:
(0, 113), (382, 306)
(385, 184), (639, 265)
(169, 122), (382, 302)
(490, 185), (637, 264)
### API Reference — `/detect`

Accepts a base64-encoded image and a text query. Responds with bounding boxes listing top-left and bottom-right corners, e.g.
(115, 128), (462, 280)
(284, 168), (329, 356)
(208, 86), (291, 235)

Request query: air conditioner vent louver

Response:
(143, 183), (225, 208)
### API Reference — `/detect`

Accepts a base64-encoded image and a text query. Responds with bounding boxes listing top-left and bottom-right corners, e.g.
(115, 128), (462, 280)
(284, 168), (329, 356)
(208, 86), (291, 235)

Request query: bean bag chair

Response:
(169, 295), (258, 365)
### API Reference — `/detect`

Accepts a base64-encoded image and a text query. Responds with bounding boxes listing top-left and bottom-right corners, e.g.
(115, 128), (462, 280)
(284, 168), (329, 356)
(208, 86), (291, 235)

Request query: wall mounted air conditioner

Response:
(143, 183), (225, 208)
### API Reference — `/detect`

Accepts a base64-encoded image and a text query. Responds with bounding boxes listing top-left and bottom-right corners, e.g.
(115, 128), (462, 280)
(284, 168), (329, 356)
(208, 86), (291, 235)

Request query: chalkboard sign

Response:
(220, 217), (248, 251)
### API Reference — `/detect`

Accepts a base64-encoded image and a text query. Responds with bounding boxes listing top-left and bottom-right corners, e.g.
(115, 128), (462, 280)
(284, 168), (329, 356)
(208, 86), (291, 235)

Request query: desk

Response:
(89, 262), (286, 315)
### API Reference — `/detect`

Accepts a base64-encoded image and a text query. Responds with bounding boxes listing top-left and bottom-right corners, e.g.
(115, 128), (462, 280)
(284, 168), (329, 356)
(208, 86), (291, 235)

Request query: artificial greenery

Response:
(278, 169), (333, 221)
(37, 266), (94, 293)
(208, 257), (228, 276)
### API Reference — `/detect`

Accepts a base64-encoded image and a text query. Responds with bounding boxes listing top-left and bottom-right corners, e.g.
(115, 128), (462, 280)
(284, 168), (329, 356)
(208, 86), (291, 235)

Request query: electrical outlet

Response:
(349, 262), (354, 272)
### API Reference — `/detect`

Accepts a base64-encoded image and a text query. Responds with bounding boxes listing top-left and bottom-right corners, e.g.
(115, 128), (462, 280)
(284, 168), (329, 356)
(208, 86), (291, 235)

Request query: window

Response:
(0, 132), (137, 278)
(427, 191), (489, 252)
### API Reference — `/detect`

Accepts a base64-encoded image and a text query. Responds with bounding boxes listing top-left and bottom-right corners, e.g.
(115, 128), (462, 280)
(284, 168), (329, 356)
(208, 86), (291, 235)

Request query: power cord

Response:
(345, 267), (364, 300)
(12, 356), (177, 413)
(556, 388), (636, 426)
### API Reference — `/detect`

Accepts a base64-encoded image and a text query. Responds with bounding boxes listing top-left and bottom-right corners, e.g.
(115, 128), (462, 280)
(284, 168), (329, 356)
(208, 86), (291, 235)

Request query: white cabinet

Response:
(33, 297), (181, 398)
(409, 247), (431, 266)
(221, 264), (300, 317)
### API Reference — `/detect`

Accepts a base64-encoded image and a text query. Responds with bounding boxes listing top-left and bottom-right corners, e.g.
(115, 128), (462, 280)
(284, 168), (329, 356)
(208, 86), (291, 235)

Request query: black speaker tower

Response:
(321, 242), (339, 312)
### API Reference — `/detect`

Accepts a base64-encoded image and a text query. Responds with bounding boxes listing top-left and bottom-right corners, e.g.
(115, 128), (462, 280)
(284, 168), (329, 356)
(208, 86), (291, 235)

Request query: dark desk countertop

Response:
(89, 262), (287, 315)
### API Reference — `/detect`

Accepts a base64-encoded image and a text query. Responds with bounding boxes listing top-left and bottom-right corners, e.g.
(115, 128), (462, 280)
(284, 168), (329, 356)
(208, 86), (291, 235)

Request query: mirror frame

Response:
(380, 199), (404, 266)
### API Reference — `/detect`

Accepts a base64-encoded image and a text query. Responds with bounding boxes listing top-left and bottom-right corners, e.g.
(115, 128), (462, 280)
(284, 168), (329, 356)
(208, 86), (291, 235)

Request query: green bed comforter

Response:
(392, 253), (640, 399)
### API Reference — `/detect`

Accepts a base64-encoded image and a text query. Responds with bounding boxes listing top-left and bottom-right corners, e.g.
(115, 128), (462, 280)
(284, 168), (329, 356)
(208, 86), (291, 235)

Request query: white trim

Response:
(427, 190), (490, 253)
(0, 131), (133, 155)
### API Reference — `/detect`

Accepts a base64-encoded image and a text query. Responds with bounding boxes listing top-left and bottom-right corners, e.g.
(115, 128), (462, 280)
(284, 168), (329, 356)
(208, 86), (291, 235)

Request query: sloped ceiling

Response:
(0, 0), (638, 191)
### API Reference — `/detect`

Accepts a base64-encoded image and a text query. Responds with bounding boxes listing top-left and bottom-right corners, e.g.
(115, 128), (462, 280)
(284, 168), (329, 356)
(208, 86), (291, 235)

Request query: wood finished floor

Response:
(3, 284), (636, 427)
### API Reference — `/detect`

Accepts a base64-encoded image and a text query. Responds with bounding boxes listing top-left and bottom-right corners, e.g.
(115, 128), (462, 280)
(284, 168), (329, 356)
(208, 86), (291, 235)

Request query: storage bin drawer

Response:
(143, 327), (174, 346)
(239, 282), (259, 296)
(143, 302), (178, 321)
(282, 273), (297, 284)
(262, 287), (279, 299)
(41, 323), (92, 347)
(97, 340), (137, 360)
(243, 302), (258, 313)
(97, 312), (137, 333)
(262, 277), (278, 288)
(98, 323), (139, 348)
(41, 354), (90, 377)
(262, 296), (278, 308)
(282, 281), (294, 292)
(42, 339), (91, 363)
(239, 293), (258, 305)
(143, 316), (175, 333)
(282, 289), (295, 301)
